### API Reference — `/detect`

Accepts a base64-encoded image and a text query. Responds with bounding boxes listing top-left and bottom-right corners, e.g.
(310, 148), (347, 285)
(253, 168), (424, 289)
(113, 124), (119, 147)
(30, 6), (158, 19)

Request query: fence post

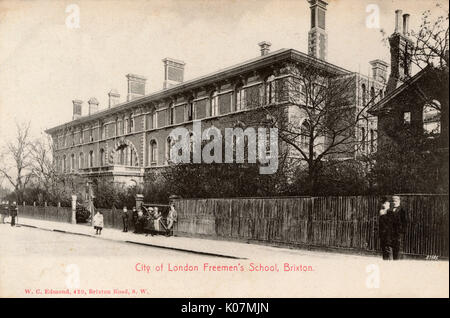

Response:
(71, 195), (77, 224)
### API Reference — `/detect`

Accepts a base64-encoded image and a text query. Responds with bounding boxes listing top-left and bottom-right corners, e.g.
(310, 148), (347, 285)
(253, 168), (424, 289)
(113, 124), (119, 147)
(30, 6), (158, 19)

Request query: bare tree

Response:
(0, 122), (33, 202)
(240, 60), (380, 193)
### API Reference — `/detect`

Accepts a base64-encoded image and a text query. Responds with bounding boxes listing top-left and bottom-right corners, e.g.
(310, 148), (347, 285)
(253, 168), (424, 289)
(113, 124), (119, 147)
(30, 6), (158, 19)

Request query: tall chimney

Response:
(162, 58), (185, 89)
(394, 9), (403, 33)
(88, 97), (99, 115)
(258, 41), (272, 56)
(387, 10), (414, 93)
(126, 74), (146, 101)
(72, 100), (82, 120)
(369, 60), (389, 83)
(308, 0), (328, 61)
(108, 89), (120, 108)
(403, 13), (410, 36)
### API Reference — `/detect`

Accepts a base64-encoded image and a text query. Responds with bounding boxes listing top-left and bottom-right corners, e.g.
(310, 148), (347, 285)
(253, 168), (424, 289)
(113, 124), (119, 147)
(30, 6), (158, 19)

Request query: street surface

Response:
(0, 224), (448, 297)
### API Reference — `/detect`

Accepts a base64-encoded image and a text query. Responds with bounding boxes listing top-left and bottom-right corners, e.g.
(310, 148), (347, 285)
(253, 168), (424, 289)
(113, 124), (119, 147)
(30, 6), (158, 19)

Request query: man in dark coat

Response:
(389, 195), (408, 260)
(378, 197), (393, 260)
(10, 201), (18, 226)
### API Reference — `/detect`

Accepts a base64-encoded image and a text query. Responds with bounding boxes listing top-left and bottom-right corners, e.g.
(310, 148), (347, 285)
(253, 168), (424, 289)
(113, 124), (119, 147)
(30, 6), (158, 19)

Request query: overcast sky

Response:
(0, 0), (448, 174)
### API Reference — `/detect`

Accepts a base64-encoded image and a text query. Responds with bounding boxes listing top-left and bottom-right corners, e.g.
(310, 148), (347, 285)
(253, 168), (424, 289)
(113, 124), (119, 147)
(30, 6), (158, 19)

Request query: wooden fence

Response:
(16, 205), (133, 231)
(173, 195), (449, 258)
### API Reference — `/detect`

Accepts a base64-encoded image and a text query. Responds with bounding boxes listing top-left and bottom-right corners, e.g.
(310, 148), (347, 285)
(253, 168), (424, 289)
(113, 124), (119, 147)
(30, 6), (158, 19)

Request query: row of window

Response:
(56, 77), (284, 150)
(361, 83), (385, 106)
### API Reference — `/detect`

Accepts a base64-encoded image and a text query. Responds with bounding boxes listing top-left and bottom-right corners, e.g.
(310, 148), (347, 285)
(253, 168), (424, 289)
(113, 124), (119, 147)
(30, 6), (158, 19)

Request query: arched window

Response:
(152, 110), (157, 129)
(70, 154), (75, 172)
(235, 83), (245, 111)
(210, 90), (218, 116)
(166, 136), (174, 163)
(99, 149), (105, 166)
(370, 87), (375, 103)
(149, 140), (158, 165)
(88, 150), (94, 168)
(423, 100), (441, 135)
(300, 120), (310, 149)
(79, 152), (84, 169)
(361, 84), (366, 105)
(379, 89), (384, 99)
(265, 75), (276, 105)
(115, 117), (119, 136)
(89, 126), (94, 142)
(80, 126), (84, 143)
(62, 155), (67, 172)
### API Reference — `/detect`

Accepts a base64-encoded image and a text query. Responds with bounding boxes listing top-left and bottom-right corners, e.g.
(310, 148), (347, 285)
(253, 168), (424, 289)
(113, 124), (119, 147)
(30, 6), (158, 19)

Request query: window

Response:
(300, 120), (310, 149)
(129, 115), (134, 133)
(235, 84), (245, 111)
(71, 131), (75, 145)
(100, 122), (106, 140)
(88, 150), (94, 168)
(70, 154), (75, 172)
(152, 111), (157, 129)
(361, 84), (366, 106)
(62, 155), (67, 172)
(370, 87), (375, 103)
(265, 75), (276, 105)
(79, 153), (84, 169)
(99, 149), (105, 166)
(210, 90), (218, 116)
(166, 136), (174, 163)
(403, 111), (411, 124)
(124, 118), (128, 134)
(169, 103), (175, 125)
(423, 101), (441, 135)
(187, 99), (194, 121)
(89, 126), (93, 142)
(149, 140), (158, 165)
(115, 117), (119, 136)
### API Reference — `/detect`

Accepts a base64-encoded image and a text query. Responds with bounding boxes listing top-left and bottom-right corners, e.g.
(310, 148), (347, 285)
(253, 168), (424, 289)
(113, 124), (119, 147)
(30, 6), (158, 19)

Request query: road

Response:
(0, 224), (448, 297)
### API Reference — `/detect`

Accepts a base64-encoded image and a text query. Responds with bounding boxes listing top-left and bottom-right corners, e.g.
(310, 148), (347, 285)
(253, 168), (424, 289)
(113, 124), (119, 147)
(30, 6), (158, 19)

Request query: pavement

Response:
(6, 216), (382, 261)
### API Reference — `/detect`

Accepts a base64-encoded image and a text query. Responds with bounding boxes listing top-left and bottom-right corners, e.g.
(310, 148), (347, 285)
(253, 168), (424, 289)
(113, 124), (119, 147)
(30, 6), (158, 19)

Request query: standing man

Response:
(166, 204), (178, 237)
(390, 195), (408, 260)
(378, 197), (393, 260)
(122, 206), (129, 232)
(10, 201), (18, 227)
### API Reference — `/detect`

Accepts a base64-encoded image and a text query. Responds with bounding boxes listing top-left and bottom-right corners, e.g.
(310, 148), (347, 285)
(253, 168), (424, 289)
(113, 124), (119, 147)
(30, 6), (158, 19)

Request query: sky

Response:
(0, 0), (448, 187)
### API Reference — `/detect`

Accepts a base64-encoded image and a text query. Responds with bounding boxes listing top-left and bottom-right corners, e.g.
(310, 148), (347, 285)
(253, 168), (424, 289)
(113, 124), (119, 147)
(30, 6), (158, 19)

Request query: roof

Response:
(45, 48), (352, 134)
(368, 67), (431, 114)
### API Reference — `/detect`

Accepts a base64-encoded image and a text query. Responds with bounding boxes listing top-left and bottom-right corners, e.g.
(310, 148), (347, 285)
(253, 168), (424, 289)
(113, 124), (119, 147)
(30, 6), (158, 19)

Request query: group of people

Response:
(120, 203), (178, 237)
(0, 201), (18, 226)
(378, 195), (408, 260)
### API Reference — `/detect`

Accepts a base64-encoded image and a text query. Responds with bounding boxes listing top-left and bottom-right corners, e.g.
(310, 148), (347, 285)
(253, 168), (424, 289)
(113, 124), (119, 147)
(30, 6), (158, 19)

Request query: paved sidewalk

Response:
(9, 217), (381, 261)
(14, 217), (251, 259)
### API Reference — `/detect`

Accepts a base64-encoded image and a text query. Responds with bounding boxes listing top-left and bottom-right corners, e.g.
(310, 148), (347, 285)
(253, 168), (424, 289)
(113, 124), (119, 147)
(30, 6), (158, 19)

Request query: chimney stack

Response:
(369, 60), (389, 84)
(387, 10), (414, 93)
(108, 89), (120, 108)
(308, 0), (328, 61)
(162, 58), (185, 89)
(258, 41), (272, 56)
(126, 74), (146, 101)
(403, 13), (410, 36)
(88, 97), (99, 115)
(72, 100), (82, 120)
(394, 9), (403, 33)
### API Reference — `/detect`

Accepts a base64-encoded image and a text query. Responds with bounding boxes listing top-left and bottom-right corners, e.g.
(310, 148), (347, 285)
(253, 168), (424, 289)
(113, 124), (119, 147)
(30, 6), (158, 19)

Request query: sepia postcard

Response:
(0, 0), (448, 304)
